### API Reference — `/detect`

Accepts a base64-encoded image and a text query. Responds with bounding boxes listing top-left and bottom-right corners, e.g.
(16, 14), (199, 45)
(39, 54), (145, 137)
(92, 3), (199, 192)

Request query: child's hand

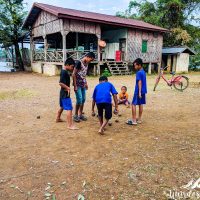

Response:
(91, 111), (96, 117)
(114, 108), (119, 115)
(139, 92), (142, 99)
(65, 87), (70, 93)
(74, 86), (78, 92)
(85, 83), (88, 90)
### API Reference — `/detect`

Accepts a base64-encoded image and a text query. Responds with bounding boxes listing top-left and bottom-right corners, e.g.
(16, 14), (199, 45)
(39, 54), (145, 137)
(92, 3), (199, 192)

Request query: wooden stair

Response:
(106, 61), (131, 76)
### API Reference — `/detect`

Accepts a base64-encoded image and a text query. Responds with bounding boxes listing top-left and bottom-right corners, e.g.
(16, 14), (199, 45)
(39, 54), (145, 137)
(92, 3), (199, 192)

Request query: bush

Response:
(102, 68), (112, 77)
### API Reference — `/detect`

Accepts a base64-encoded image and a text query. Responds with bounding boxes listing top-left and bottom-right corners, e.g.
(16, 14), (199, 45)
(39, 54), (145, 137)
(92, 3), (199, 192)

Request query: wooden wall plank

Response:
(127, 29), (163, 63)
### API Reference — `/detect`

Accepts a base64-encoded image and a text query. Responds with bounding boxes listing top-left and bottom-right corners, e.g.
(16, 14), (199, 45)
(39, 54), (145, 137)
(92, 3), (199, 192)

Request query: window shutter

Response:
(142, 40), (148, 53)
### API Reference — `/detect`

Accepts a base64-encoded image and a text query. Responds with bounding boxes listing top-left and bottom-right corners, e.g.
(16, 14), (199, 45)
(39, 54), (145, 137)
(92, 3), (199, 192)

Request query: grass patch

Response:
(0, 89), (36, 100)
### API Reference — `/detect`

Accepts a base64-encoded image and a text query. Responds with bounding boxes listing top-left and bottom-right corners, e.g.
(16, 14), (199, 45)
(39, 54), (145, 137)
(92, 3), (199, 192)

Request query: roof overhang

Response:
(23, 2), (169, 33)
(162, 46), (196, 55)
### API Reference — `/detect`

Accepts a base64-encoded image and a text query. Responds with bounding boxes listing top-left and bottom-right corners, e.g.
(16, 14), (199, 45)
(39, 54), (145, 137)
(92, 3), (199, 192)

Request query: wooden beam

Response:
(62, 32), (67, 64)
(30, 35), (34, 64)
(76, 32), (78, 50)
(148, 62), (152, 75)
(43, 36), (47, 62)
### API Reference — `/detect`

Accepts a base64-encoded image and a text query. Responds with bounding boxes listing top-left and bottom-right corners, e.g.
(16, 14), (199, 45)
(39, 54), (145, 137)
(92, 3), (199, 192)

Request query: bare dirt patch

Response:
(0, 72), (200, 200)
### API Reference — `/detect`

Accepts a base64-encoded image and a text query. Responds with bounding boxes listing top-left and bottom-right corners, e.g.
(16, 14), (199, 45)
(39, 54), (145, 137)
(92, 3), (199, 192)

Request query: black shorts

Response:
(97, 103), (112, 120)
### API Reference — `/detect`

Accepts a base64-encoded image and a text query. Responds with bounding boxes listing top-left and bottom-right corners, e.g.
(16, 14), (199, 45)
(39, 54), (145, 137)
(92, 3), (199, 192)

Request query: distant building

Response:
(23, 2), (168, 76)
(162, 46), (196, 73)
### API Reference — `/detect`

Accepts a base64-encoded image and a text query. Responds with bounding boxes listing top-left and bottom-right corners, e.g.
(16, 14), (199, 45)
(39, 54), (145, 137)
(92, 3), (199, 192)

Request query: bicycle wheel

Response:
(153, 77), (160, 91)
(173, 75), (189, 91)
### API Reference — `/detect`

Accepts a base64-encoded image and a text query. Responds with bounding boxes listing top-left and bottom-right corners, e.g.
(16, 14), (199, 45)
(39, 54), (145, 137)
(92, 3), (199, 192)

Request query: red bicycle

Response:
(153, 66), (189, 91)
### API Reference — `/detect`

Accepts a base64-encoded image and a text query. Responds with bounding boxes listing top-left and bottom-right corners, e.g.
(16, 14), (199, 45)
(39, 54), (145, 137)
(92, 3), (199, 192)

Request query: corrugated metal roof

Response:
(23, 2), (168, 32)
(162, 46), (196, 55)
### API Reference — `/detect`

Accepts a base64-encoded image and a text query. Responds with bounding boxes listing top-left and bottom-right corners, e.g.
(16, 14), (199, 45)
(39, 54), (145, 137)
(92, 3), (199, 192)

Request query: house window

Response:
(142, 40), (148, 53)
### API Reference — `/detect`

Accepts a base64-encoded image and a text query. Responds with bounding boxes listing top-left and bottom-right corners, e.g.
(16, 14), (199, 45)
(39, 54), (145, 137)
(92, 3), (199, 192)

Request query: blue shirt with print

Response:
(134, 69), (147, 95)
(93, 82), (118, 104)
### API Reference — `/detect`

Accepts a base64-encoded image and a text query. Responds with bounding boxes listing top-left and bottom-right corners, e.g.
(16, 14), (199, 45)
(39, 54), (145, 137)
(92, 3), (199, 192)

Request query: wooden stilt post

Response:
(30, 35), (34, 65)
(43, 36), (47, 62)
(76, 32), (78, 50)
(167, 55), (171, 72)
(148, 62), (152, 75)
(172, 55), (177, 72)
(158, 62), (161, 74)
(62, 32), (67, 65)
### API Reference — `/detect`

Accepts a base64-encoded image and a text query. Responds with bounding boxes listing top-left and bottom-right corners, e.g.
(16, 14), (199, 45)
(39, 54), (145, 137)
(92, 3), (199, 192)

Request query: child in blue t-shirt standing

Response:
(92, 76), (118, 134)
(127, 58), (147, 125)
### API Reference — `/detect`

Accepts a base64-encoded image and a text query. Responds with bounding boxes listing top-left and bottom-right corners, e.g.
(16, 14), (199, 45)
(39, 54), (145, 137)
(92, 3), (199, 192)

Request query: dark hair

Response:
(85, 52), (96, 59)
(133, 58), (143, 66)
(65, 58), (75, 66)
(121, 86), (127, 91)
(99, 76), (108, 82)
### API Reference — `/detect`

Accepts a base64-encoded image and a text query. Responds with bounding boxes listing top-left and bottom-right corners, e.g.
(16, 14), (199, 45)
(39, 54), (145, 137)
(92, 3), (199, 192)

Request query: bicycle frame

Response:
(157, 68), (174, 87)
(154, 66), (189, 91)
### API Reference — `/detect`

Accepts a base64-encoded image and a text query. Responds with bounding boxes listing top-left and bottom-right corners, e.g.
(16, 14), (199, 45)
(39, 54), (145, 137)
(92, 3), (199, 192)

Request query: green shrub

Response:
(102, 68), (112, 77)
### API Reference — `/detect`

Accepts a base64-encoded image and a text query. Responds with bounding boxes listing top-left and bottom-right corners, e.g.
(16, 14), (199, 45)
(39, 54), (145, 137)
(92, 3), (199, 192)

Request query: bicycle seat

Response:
(170, 71), (176, 75)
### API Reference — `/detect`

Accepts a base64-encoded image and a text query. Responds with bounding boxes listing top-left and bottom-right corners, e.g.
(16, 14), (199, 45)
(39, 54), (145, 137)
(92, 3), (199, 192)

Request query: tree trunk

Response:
(14, 42), (24, 71)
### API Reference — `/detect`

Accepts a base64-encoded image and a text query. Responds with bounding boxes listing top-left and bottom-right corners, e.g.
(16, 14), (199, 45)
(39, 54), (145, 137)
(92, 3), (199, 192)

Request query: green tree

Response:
(0, 0), (27, 70)
(117, 0), (200, 45)
(117, 0), (200, 67)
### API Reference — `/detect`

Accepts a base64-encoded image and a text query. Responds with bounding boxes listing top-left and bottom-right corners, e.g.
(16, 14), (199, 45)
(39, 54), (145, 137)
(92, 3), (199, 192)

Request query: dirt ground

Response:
(0, 72), (200, 200)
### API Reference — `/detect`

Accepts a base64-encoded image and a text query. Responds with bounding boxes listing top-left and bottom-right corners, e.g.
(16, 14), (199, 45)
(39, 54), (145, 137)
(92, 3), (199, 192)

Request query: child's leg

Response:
(98, 103), (112, 134)
(97, 105), (104, 127)
(79, 88), (86, 116)
(138, 105), (143, 121)
(132, 105), (137, 122)
(99, 119), (109, 134)
(125, 100), (130, 107)
(56, 107), (64, 122)
(66, 110), (78, 130)
(98, 116), (103, 127)
(74, 88), (82, 121)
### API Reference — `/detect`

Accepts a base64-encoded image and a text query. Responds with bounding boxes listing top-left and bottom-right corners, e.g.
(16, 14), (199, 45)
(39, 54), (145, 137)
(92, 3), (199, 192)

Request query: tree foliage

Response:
(0, 0), (27, 70)
(116, 0), (200, 68)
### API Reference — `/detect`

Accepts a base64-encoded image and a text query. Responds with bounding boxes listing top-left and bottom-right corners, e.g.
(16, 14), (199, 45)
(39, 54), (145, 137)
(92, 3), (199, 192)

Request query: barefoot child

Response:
(56, 58), (78, 130)
(92, 76), (118, 134)
(118, 86), (130, 107)
(127, 58), (147, 125)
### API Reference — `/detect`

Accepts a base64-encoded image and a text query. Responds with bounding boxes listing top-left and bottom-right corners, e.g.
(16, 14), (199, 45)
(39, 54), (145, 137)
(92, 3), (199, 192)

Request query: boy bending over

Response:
(92, 76), (118, 134)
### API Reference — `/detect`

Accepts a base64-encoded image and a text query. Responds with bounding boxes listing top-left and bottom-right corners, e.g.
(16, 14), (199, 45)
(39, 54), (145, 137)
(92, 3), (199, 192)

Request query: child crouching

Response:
(118, 86), (130, 107)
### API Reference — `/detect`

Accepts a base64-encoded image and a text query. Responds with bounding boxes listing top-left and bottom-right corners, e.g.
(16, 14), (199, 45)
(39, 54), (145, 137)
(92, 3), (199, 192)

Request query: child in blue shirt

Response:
(127, 58), (147, 125)
(92, 76), (118, 134)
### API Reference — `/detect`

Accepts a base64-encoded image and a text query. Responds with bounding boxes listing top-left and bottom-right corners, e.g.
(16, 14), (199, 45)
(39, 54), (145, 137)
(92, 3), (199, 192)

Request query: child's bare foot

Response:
(67, 126), (79, 130)
(56, 119), (64, 123)
(136, 119), (142, 124)
(98, 129), (104, 135)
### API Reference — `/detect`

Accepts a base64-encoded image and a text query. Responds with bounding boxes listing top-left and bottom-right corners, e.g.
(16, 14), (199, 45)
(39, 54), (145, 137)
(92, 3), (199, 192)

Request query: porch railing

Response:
(33, 50), (98, 62)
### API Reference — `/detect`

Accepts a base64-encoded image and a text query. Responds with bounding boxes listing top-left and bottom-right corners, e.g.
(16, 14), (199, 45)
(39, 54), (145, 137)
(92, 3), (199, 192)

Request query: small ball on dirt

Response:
(92, 113), (96, 117)
(115, 119), (119, 123)
(108, 122), (112, 126)
(37, 116), (41, 119)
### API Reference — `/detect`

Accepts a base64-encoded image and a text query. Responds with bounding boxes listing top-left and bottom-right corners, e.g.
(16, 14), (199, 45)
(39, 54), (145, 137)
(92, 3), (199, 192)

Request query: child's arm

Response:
(72, 68), (78, 92)
(59, 82), (70, 92)
(113, 94), (119, 113)
(138, 80), (142, 98)
(92, 99), (96, 116)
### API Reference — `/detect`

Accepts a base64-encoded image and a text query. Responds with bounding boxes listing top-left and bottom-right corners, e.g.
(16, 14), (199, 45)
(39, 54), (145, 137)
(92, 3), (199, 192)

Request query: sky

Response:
(24, 0), (131, 15)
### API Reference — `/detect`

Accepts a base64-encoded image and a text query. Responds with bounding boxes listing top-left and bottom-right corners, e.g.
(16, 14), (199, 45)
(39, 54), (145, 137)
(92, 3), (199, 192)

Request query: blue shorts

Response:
(75, 87), (86, 105)
(60, 98), (73, 110)
(132, 94), (146, 105)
